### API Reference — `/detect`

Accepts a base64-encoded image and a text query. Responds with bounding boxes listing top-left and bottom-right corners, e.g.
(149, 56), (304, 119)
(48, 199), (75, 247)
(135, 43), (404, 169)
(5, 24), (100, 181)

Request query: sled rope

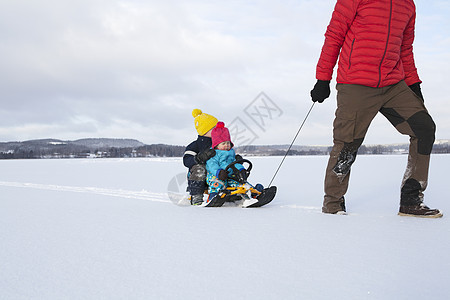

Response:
(268, 102), (315, 187)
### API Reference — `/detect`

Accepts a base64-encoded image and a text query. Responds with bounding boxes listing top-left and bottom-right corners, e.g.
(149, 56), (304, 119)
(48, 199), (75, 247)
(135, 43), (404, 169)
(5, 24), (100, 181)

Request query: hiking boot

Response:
(322, 196), (346, 214)
(190, 194), (204, 206)
(333, 197), (346, 214)
(398, 203), (443, 218)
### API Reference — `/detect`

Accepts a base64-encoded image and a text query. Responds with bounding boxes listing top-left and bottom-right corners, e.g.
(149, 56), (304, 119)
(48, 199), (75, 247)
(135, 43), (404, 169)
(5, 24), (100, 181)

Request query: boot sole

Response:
(398, 212), (443, 218)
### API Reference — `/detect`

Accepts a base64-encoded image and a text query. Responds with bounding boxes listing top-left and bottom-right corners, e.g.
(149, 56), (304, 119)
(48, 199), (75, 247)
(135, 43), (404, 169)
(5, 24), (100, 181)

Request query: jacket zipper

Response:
(348, 38), (355, 69)
(377, 0), (393, 88)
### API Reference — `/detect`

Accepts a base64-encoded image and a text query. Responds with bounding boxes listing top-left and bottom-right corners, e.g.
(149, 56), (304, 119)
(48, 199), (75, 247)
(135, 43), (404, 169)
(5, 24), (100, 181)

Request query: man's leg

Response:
(379, 81), (441, 217)
(323, 84), (383, 213)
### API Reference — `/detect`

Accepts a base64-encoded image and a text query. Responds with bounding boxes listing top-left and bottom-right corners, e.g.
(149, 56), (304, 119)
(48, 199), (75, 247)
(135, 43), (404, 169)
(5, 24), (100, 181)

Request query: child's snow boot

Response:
(242, 193), (259, 208)
(251, 183), (264, 198)
(204, 192), (227, 207)
(190, 194), (204, 206)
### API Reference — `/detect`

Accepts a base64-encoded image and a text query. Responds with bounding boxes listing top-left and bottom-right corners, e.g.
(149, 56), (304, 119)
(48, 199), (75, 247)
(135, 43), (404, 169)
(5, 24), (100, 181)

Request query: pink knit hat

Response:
(211, 121), (234, 149)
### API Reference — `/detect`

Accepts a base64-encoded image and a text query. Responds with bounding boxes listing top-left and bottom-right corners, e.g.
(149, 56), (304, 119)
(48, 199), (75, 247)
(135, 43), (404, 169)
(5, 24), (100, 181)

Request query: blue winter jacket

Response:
(206, 148), (244, 178)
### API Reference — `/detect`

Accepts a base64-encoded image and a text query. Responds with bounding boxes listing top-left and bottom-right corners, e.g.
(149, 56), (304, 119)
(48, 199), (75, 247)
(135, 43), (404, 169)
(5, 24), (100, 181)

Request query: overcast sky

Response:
(1, 0), (449, 146)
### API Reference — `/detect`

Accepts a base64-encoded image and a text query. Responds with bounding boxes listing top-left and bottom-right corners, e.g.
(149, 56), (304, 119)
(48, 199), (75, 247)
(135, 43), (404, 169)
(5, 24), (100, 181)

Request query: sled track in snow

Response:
(0, 181), (170, 203)
(0, 181), (326, 210)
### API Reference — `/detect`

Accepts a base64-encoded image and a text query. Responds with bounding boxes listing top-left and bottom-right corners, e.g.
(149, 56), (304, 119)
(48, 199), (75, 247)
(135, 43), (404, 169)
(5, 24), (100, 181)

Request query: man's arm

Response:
(401, 10), (421, 86)
(316, 0), (358, 81)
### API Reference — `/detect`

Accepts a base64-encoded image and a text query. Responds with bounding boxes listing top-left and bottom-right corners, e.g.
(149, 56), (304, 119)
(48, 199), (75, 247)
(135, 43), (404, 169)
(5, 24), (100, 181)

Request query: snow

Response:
(1, 155), (449, 299)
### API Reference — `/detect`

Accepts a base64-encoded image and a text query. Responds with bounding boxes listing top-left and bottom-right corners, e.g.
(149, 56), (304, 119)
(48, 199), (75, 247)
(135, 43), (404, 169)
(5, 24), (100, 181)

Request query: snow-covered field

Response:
(1, 155), (449, 299)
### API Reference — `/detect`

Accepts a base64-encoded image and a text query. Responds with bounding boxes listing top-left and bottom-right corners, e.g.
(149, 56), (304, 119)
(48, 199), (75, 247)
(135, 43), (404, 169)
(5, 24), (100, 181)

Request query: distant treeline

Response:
(237, 143), (450, 156)
(358, 143), (450, 155)
(1, 139), (449, 159)
(431, 143), (450, 154)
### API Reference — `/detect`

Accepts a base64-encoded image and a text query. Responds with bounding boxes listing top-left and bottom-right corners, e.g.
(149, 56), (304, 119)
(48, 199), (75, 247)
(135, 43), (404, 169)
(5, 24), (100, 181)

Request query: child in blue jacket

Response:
(206, 122), (249, 201)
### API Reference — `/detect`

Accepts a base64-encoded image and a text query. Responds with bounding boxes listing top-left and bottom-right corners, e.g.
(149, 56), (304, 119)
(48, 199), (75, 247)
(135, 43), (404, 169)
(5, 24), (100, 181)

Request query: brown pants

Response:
(323, 81), (436, 213)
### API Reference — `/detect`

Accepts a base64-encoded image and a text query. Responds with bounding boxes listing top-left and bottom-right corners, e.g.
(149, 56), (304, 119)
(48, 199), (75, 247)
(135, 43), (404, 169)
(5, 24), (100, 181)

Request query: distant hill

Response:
(71, 138), (145, 149)
(0, 138), (144, 150)
(0, 138), (182, 159)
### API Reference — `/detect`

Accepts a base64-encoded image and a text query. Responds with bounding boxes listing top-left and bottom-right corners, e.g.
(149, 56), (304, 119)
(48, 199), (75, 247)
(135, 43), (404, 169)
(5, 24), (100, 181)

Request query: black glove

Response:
(409, 82), (424, 102)
(310, 80), (331, 103)
(237, 169), (249, 183)
(195, 148), (216, 164)
(218, 169), (228, 181)
(235, 154), (243, 162)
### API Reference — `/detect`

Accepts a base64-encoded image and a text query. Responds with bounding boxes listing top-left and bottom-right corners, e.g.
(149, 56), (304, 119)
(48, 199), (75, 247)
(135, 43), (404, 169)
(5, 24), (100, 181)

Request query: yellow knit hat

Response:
(192, 109), (218, 136)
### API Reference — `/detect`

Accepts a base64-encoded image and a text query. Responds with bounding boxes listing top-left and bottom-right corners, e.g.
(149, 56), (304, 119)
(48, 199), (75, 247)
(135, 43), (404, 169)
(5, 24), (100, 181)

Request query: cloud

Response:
(0, 0), (449, 146)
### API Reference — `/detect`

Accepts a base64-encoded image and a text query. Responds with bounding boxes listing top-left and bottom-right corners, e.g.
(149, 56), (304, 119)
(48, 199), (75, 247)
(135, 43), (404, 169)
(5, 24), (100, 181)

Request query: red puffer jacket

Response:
(316, 0), (421, 88)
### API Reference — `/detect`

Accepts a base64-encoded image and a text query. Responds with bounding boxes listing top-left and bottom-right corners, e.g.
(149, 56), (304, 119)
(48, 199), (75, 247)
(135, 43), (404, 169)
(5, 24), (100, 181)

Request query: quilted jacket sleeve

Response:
(400, 11), (421, 85)
(316, 0), (358, 81)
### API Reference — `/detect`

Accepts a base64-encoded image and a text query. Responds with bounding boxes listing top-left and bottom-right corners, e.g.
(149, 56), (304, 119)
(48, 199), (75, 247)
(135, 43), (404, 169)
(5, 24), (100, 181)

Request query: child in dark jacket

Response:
(183, 109), (218, 205)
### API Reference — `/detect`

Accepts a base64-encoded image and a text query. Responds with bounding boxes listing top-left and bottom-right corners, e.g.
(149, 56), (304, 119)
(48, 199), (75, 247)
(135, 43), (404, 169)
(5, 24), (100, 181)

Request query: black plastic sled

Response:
(194, 159), (277, 208)
(202, 185), (276, 208)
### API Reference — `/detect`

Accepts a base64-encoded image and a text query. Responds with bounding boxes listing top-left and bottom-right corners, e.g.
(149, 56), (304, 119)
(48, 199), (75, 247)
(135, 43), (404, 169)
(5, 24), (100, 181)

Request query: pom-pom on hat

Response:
(192, 109), (218, 136)
(211, 121), (234, 149)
